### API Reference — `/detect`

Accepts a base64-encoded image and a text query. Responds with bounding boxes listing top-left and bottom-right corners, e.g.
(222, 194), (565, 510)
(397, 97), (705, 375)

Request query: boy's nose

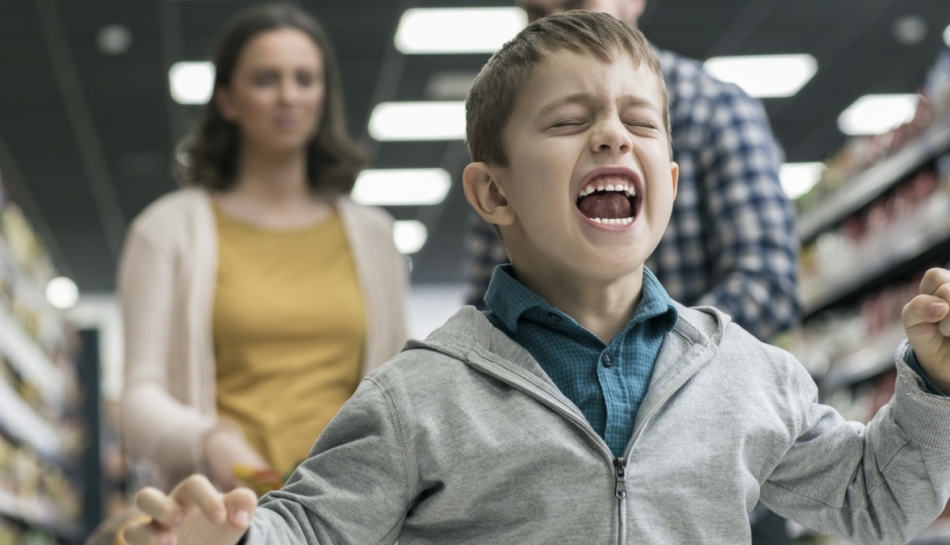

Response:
(591, 118), (632, 154)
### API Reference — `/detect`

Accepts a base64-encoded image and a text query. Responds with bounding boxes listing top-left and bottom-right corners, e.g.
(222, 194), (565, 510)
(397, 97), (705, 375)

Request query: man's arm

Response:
(692, 84), (800, 340)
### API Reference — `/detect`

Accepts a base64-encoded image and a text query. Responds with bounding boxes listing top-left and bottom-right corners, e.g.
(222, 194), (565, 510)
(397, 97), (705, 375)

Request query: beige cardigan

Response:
(117, 189), (408, 489)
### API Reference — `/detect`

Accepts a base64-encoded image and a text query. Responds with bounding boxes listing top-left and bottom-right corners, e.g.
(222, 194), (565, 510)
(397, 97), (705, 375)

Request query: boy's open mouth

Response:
(576, 174), (638, 225)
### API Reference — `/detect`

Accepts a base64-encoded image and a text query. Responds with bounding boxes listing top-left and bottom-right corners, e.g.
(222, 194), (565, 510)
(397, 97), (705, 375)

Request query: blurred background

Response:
(2, 0), (950, 543)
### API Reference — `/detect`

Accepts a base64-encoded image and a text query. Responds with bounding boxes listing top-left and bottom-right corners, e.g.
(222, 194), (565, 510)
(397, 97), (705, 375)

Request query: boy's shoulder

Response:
(680, 303), (805, 387)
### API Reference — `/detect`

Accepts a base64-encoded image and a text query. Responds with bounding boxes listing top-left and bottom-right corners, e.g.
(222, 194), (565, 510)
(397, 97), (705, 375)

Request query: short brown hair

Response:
(465, 10), (670, 166)
(178, 3), (365, 193)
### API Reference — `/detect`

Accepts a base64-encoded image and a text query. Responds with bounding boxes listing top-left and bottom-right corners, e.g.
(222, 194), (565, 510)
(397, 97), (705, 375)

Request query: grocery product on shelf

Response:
(798, 166), (950, 315)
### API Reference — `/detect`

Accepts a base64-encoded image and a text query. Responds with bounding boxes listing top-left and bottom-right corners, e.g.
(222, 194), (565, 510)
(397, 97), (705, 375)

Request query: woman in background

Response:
(117, 3), (407, 493)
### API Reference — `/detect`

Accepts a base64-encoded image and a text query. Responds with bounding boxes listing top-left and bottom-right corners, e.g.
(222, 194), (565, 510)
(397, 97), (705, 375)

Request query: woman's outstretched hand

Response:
(123, 475), (257, 545)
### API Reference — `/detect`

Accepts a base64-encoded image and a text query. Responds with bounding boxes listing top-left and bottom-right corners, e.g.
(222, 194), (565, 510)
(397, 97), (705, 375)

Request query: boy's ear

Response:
(213, 86), (236, 121)
(462, 162), (515, 227)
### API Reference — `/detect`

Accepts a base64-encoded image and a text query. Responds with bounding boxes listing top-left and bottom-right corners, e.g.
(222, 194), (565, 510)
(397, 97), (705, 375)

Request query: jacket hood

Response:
(404, 303), (730, 416)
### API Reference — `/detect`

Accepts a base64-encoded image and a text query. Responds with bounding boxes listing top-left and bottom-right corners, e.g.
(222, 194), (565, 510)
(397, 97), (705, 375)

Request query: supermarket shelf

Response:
(0, 304), (64, 403)
(0, 374), (61, 459)
(798, 116), (950, 243)
(800, 193), (950, 316)
(0, 489), (82, 542)
(819, 323), (905, 392)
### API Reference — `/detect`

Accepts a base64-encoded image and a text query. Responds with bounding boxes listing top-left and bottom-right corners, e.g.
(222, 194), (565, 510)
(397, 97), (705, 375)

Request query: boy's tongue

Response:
(578, 192), (631, 220)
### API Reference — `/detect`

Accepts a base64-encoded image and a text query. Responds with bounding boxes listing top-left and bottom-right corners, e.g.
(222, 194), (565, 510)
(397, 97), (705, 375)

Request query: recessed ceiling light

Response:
(393, 220), (428, 254)
(46, 276), (79, 309)
(892, 15), (927, 46)
(368, 102), (466, 141)
(169, 61), (214, 105)
(96, 24), (133, 56)
(837, 94), (917, 135)
(779, 162), (826, 199)
(703, 54), (818, 98)
(351, 169), (451, 206)
(395, 7), (527, 54)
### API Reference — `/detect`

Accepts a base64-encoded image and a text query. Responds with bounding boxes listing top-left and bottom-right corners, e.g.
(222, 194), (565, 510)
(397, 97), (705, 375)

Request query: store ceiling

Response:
(1, 0), (950, 292)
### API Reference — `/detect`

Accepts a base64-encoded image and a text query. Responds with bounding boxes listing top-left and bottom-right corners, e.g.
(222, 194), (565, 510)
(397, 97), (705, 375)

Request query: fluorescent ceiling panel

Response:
(837, 94), (917, 136)
(779, 162), (826, 200)
(395, 7), (527, 54)
(703, 54), (817, 98)
(368, 101), (466, 141)
(393, 220), (428, 254)
(170, 61), (214, 105)
(351, 169), (451, 206)
(944, 24), (950, 47)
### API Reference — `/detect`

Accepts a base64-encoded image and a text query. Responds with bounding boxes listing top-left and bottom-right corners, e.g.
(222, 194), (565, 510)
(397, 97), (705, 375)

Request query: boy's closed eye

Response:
(552, 118), (589, 127)
(624, 120), (659, 131)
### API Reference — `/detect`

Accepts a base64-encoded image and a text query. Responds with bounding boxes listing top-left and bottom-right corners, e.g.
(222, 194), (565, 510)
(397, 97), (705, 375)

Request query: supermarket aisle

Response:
(1, 1), (950, 544)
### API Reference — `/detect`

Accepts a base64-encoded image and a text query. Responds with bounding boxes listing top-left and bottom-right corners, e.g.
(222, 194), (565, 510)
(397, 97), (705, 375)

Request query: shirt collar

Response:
(483, 264), (678, 335)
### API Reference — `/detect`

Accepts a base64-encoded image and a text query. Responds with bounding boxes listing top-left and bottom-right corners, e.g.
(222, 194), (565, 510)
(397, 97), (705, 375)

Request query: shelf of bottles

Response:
(0, 188), (86, 544)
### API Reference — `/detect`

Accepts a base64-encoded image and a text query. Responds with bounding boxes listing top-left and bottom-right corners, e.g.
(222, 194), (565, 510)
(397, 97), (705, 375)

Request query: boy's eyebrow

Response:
(618, 95), (662, 114)
(536, 93), (663, 118)
(536, 93), (598, 117)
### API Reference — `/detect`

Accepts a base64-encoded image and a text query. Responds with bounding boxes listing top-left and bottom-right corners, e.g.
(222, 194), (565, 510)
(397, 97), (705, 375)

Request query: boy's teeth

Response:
(591, 217), (634, 225)
(578, 181), (636, 198)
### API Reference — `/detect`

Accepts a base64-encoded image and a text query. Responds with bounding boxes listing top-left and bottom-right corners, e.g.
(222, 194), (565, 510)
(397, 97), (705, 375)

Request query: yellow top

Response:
(212, 204), (365, 475)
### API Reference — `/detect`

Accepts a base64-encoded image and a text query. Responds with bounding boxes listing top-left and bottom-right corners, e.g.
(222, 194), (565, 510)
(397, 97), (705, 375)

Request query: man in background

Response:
(463, 0), (799, 542)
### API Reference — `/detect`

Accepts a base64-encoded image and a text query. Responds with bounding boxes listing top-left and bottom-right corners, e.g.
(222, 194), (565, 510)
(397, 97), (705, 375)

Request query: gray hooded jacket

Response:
(246, 305), (950, 544)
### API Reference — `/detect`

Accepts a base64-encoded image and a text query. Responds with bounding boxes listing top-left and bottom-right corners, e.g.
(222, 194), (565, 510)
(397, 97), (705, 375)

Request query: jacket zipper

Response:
(615, 457), (627, 545)
(611, 348), (710, 545)
(460, 356), (632, 544)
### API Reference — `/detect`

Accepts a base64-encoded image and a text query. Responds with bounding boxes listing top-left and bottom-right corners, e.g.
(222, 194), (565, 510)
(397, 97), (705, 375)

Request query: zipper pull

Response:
(614, 457), (627, 499)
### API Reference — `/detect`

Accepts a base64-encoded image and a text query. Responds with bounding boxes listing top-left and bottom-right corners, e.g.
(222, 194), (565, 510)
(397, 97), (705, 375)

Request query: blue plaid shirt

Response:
(465, 47), (800, 341)
(483, 265), (678, 458)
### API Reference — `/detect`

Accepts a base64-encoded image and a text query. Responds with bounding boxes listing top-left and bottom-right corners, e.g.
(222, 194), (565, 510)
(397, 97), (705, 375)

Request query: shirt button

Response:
(548, 312), (561, 323)
(602, 353), (612, 367)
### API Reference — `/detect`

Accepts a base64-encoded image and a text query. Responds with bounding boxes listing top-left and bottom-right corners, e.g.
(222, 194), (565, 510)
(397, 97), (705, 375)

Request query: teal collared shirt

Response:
(483, 265), (678, 458)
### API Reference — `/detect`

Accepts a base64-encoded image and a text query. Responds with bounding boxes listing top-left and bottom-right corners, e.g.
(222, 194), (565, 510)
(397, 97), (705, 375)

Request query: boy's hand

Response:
(123, 475), (257, 545)
(902, 268), (950, 392)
